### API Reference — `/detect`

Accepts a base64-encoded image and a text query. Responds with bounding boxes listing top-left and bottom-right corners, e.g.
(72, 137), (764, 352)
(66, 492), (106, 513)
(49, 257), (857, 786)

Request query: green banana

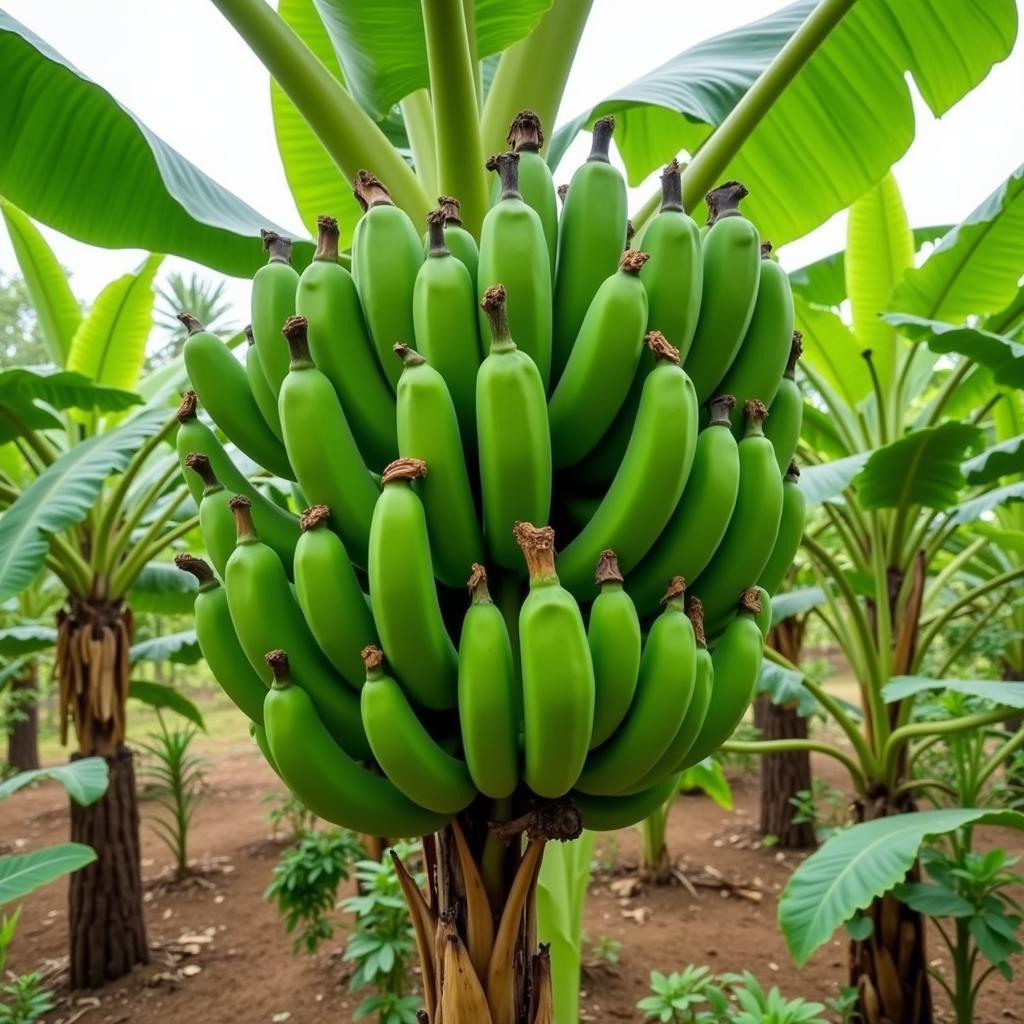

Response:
(551, 116), (628, 382)
(681, 590), (764, 767)
(555, 333), (698, 599)
(691, 401), (784, 636)
(263, 650), (448, 837)
(368, 459), (459, 711)
(176, 392), (300, 572)
(627, 395), (740, 617)
(587, 550), (641, 749)
(505, 110), (558, 276)
(184, 453), (236, 579)
(682, 182), (761, 403)
(457, 564), (519, 799)
(224, 497), (368, 758)
(181, 313), (293, 479)
(753, 585), (773, 641)
(394, 344), (484, 587)
(351, 171), (424, 391)
(576, 577), (695, 796)
(277, 316), (378, 568)
(516, 523), (594, 798)
(293, 504), (377, 688)
(251, 230), (298, 397)
(637, 159), (702, 359)
(476, 286), (552, 569)
(413, 209), (481, 439)
(717, 250), (795, 433)
(435, 196), (479, 286)
(572, 772), (680, 832)
(477, 153), (553, 387)
(764, 335), (804, 474)
(547, 250), (650, 468)
(296, 215), (397, 470)
(757, 462), (806, 594)
(360, 646), (475, 815)
(244, 324), (283, 439)
(251, 721), (280, 778)
(175, 554), (267, 724)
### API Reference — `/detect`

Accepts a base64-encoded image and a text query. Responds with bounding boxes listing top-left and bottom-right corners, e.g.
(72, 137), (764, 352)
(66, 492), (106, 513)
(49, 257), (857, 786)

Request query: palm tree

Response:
(150, 270), (237, 370)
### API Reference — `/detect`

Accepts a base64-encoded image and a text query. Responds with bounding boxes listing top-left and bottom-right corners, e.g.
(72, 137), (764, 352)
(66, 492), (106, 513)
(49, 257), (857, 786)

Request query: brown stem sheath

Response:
(660, 575), (686, 607)
(425, 208), (449, 256)
(299, 504), (331, 531)
(228, 495), (256, 543)
(314, 216), (340, 262)
(437, 195), (463, 225)
(481, 284), (513, 349)
(281, 315), (312, 366)
(468, 563), (492, 603)
(353, 170), (393, 209)
(394, 342), (426, 367)
(265, 649), (290, 684)
(744, 399), (769, 436)
(784, 332), (804, 377)
(588, 115), (615, 163)
(645, 330), (681, 365)
(244, 324), (255, 346)
(761, 240), (774, 260)
(261, 230), (293, 265)
(708, 394), (737, 428)
(687, 596), (707, 647)
(514, 522), (557, 584)
(740, 588), (762, 615)
(507, 110), (544, 152)
(486, 151), (522, 201)
(173, 553), (216, 589)
(184, 452), (221, 493)
(660, 159), (683, 212)
(176, 391), (198, 424)
(382, 458), (427, 485)
(705, 181), (748, 225)
(361, 644), (384, 673)
(786, 461), (800, 483)
(619, 249), (650, 274)
(176, 312), (204, 335)
(594, 550), (623, 586)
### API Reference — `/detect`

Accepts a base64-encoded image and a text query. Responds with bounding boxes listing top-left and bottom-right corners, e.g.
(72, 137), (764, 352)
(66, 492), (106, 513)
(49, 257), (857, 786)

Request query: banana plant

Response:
(721, 165), (1024, 1021)
(0, 200), (208, 989)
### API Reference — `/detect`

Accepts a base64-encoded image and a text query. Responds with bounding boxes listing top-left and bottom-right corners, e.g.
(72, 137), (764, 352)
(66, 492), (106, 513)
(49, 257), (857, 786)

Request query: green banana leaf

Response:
(547, 0), (1016, 244)
(0, 405), (169, 602)
(972, 523), (1024, 557)
(770, 587), (826, 626)
(65, 255), (163, 396)
(0, 844), (97, 906)
(962, 434), (1024, 486)
(793, 297), (871, 409)
(881, 676), (1024, 709)
(128, 679), (206, 730)
(797, 452), (870, 506)
(0, 757), (108, 805)
(779, 808), (1024, 966)
(0, 367), (141, 416)
(758, 660), (816, 718)
(0, 11), (308, 277)
(129, 630), (201, 666)
(953, 481), (1024, 526)
(127, 561), (199, 616)
(311, 0), (552, 120)
(0, 198), (81, 365)
(0, 624), (58, 658)
(854, 422), (983, 511)
(678, 758), (733, 811)
(891, 163), (1024, 322)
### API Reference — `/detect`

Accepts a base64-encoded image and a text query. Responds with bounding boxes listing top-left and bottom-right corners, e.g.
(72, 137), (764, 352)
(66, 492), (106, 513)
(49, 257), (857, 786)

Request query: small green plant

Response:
(0, 910), (55, 1024)
(823, 987), (859, 1024)
(263, 789), (319, 842)
(138, 711), (205, 880)
(789, 779), (848, 843)
(264, 828), (365, 954)
(638, 966), (717, 1022)
(587, 933), (621, 965)
(341, 842), (423, 1024)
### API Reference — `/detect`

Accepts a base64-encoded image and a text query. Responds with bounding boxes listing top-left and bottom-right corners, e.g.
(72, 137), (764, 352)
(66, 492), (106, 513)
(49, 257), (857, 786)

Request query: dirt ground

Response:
(3, 715), (1022, 1023)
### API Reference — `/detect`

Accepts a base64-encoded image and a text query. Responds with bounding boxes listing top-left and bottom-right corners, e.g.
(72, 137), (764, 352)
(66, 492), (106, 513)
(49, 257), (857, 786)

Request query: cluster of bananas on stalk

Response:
(174, 111), (806, 840)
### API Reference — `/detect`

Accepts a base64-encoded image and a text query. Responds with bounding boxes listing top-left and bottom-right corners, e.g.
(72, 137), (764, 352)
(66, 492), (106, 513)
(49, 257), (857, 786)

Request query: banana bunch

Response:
(175, 112), (804, 842)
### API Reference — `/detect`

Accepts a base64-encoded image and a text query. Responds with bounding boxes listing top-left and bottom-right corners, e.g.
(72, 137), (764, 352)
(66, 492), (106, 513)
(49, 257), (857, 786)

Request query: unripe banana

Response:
(360, 646), (475, 815)
(251, 721), (280, 777)
(681, 589), (764, 767)
(293, 504), (377, 688)
(691, 400), (784, 636)
(571, 772), (680, 832)
(296, 215), (397, 470)
(224, 497), (368, 758)
(683, 182), (761, 403)
(368, 459), (459, 710)
(277, 316), (378, 567)
(413, 210), (481, 439)
(505, 110), (557, 276)
(244, 324), (283, 439)
(351, 171), (424, 391)
(395, 345), (484, 587)
(181, 313), (293, 479)
(556, 333), (698, 600)
(552, 116), (628, 382)
(547, 251), (650, 468)
(516, 523), (595, 798)
(637, 159), (702, 359)
(753, 585), (773, 641)
(627, 395), (740, 617)
(176, 392), (300, 572)
(587, 551), (641, 749)
(175, 554), (267, 724)
(576, 577), (695, 795)
(184, 453), (236, 578)
(476, 286), (552, 569)
(764, 335), (804, 474)
(251, 230), (298, 397)
(477, 153), (553, 386)
(435, 196), (479, 286)
(757, 462), (806, 594)
(717, 248), (796, 432)
(457, 565), (519, 799)
(263, 650), (447, 837)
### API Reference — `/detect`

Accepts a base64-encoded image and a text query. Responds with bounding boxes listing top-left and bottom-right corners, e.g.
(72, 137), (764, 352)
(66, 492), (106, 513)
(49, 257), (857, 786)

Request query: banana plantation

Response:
(0, 1), (1022, 1022)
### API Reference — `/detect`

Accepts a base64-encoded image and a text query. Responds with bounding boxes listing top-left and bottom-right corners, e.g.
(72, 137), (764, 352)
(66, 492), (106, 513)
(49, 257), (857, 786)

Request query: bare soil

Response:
(3, 726), (1021, 1023)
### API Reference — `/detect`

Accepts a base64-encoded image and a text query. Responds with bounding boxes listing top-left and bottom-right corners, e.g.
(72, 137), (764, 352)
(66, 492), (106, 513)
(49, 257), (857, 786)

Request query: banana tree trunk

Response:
(6, 659), (40, 771)
(395, 801), (581, 1023)
(849, 794), (934, 1024)
(758, 700), (816, 849)
(57, 598), (149, 988)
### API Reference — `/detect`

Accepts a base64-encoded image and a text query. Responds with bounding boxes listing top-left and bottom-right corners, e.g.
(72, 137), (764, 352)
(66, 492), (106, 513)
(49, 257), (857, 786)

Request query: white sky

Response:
(0, 0), (1022, 319)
